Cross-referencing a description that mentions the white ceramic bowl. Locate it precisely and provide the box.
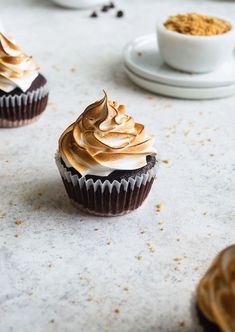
[157,15,235,73]
[50,0,104,9]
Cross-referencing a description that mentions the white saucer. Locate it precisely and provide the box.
[124,65,235,100]
[123,34,235,89]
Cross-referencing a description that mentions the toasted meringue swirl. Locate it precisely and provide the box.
[59,92,156,176]
[197,245,235,332]
[0,31,39,92]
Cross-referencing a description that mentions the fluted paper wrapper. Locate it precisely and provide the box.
[55,152,157,217]
[0,84,49,128]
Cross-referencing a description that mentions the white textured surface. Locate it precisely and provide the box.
[0,1,234,331]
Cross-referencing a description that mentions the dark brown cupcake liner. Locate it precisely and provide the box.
[0,84,49,128]
[55,152,157,217]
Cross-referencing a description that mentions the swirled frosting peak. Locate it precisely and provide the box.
[197,245,235,332]
[59,92,156,176]
[0,31,39,92]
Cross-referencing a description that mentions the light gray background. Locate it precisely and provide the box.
[0,0,234,331]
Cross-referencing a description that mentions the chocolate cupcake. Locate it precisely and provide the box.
[196,245,235,332]
[0,29,49,127]
[55,92,157,216]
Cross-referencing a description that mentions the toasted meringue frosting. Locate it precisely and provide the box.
[197,245,235,332]
[59,92,156,176]
[0,30,39,93]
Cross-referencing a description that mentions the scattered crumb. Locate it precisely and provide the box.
[207,138,212,142]
[183,130,190,136]
[106,240,112,245]
[48,263,53,268]
[203,211,207,216]
[86,296,93,302]
[123,287,129,292]
[14,233,20,238]
[179,320,185,327]
[176,237,180,242]
[158,220,164,225]
[114,308,120,314]
[0,212,6,219]
[70,67,76,73]
[194,267,199,271]
[94,228,99,231]
[209,153,214,157]
[162,160,171,164]
[50,319,55,324]
[147,242,156,253]
[136,255,143,261]
[160,227,164,231]
[137,52,143,56]
[90,11,98,18]
[15,219,24,225]
[163,104,172,109]
[116,10,124,18]
[156,203,162,212]
[140,230,145,234]
[174,256,184,263]
[52,65,60,71]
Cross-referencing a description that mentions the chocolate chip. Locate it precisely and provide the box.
[101,5,109,12]
[90,11,98,18]
[116,10,124,18]
[109,2,115,8]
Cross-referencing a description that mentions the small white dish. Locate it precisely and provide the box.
[157,14,235,73]
[124,65,235,100]
[50,0,104,9]
[123,34,235,88]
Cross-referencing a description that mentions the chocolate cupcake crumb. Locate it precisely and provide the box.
[101,5,109,12]
[116,10,124,18]
[90,11,98,18]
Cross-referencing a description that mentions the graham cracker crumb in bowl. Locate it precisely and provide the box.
[164,13,231,36]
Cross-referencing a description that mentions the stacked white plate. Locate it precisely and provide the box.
[123,34,235,99]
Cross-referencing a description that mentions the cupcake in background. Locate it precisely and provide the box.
[55,92,157,216]
[196,245,235,332]
[0,28,49,127]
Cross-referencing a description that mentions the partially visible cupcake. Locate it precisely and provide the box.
[196,245,235,332]
[55,92,157,216]
[0,29,49,127]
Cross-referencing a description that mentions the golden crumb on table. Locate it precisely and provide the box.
[114,308,120,314]
[106,240,112,245]
[136,255,143,261]
[164,13,231,36]
[162,159,171,164]
[15,219,24,225]
[123,287,129,292]
[70,67,77,73]
[147,242,156,253]
[14,233,20,238]
[179,320,186,327]
[48,263,53,268]
[156,203,163,212]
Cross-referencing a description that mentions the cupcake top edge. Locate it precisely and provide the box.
[59,91,157,177]
[0,30,39,93]
[196,244,235,332]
